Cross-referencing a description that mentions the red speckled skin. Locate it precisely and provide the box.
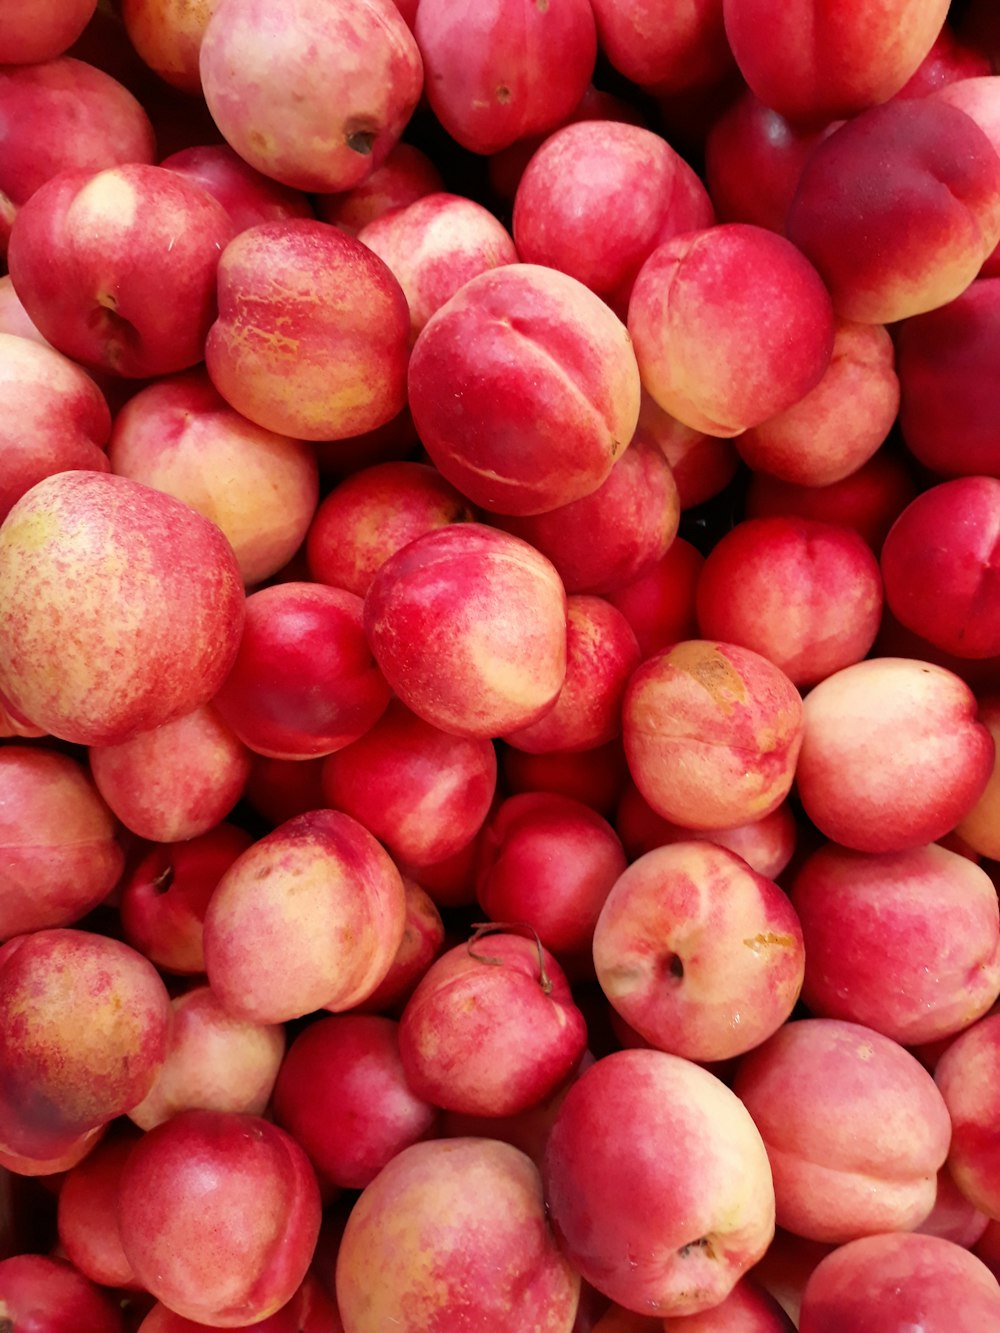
[744,448,917,553]
[203,810,407,1023]
[399,932,588,1116]
[495,439,680,597]
[89,704,250,843]
[119,823,252,976]
[607,537,703,660]
[630,393,739,511]
[336,1137,580,1331]
[138,1275,341,1332]
[881,477,1000,659]
[475,792,627,963]
[695,516,884,687]
[0,471,245,746]
[615,780,797,879]
[316,142,442,234]
[793,842,1000,1045]
[352,878,445,1014]
[628,223,835,437]
[543,1049,775,1316]
[787,100,1000,324]
[0,333,110,523]
[0,1253,124,1333]
[364,524,568,739]
[200,0,423,193]
[321,699,497,867]
[212,581,390,760]
[118,1109,322,1327]
[503,597,640,755]
[127,985,285,1131]
[896,278,1000,478]
[736,321,900,488]
[589,0,732,92]
[273,1015,438,1189]
[109,368,319,587]
[795,657,995,853]
[0,745,124,943]
[662,1277,795,1331]
[798,1233,1000,1332]
[594,841,804,1062]
[8,163,235,377]
[705,90,832,234]
[733,1019,952,1244]
[161,144,313,232]
[936,1013,1000,1219]
[0,57,155,253]
[307,461,473,599]
[623,639,805,830]
[359,192,518,337]
[58,1133,141,1289]
[415,0,596,155]
[120,0,217,95]
[723,0,949,124]
[407,264,641,517]
[0,929,171,1160]
[514,121,714,313]
[205,219,410,441]
[501,740,630,817]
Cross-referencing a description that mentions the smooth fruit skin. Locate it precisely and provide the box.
[364,524,568,739]
[407,263,641,516]
[204,810,407,1024]
[543,1048,776,1316]
[786,99,1000,325]
[593,842,805,1062]
[798,1232,1000,1332]
[335,1137,581,1331]
[8,162,235,377]
[0,745,124,942]
[623,639,805,830]
[0,1253,124,1333]
[733,1019,952,1244]
[199,0,423,193]
[723,0,951,124]
[794,656,995,853]
[414,0,597,156]
[118,1108,322,1328]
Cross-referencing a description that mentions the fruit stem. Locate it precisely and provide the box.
[467,922,553,994]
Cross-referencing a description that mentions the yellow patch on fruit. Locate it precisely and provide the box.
[66,170,139,236]
[667,641,748,713]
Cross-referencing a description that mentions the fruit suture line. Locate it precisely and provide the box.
[0,1,999,1330]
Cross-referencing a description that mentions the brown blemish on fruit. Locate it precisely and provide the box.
[743,933,796,953]
[496,85,512,104]
[667,642,748,714]
[346,129,376,155]
[678,1236,715,1260]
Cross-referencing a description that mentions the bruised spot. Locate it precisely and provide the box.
[496,85,512,104]
[667,642,748,714]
